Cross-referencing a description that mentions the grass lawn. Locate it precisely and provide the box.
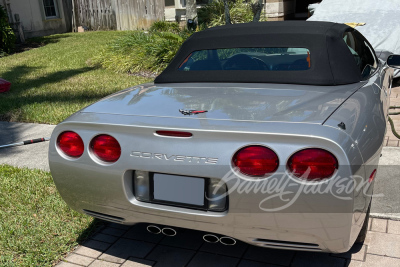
[0,31,151,124]
[0,165,101,266]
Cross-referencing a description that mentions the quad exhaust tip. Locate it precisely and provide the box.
[147,225,162,234]
[147,225,235,245]
[162,227,177,236]
[220,236,236,246]
[203,234,236,245]
[147,225,177,236]
[203,234,219,243]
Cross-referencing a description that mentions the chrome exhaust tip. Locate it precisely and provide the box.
[162,227,177,236]
[220,236,236,246]
[146,225,162,234]
[203,234,220,243]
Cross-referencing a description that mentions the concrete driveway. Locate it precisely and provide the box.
[0,121,54,171]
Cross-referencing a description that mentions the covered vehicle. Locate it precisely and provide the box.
[49,21,400,253]
[308,0,400,77]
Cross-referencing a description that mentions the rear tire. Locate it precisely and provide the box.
[356,203,371,243]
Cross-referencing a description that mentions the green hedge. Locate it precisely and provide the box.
[91,22,192,74]
[0,5,15,57]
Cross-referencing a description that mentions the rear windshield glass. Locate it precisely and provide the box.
[178,48,311,71]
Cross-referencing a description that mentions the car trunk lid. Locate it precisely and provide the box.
[82,82,363,124]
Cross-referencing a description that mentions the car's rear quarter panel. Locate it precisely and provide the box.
[323,69,392,244]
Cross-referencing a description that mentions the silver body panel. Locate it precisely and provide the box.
[49,64,393,253]
[82,83,362,124]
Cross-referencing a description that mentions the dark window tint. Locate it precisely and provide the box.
[343,31,377,79]
[178,48,312,71]
[43,0,57,18]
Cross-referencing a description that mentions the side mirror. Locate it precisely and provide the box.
[387,55,400,69]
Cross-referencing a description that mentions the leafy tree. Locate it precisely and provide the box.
[186,0,198,30]
[224,0,265,25]
[223,0,231,24]
[251,0,264,22]
[198,0,267,28]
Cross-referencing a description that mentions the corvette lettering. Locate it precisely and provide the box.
[130,151,218,164]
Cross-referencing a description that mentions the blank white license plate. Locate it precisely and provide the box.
[153,173,205,206]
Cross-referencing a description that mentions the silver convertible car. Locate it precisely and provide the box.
[49,21,400,253]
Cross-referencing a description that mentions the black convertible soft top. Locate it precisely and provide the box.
[154,21,365,86]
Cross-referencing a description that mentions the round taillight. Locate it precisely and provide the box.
[57,131,84,158]
[90,135,121,163]
[232,146,279,177]
[369,169,377,183]
[288,148,338,181]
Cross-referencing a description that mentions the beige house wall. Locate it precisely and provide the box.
[1,0,70,39]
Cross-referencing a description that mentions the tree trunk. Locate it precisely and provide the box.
[252,0,264,22]
[186,0,198,24]
[223,0,231,25]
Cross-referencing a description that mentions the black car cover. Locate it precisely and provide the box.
[154,21,365,86]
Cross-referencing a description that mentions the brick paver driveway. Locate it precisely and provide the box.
[58,218,400,267]
[385,83,400,147]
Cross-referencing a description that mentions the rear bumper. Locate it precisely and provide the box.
[51,159,361,253]
[78,201,355,253]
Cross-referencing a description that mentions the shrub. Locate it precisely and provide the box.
[0,5,15,56]
[91,27,192,74]
[198,0,267,28]
[91,32,156,74]
[149,21,181,34]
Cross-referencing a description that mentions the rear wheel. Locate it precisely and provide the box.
[356,203,371,243]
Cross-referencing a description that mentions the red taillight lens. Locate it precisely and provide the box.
[156,131,192,138]
[232,146,279,177]
[369,169,377,183]
[288,148,338,181]
[90,135,121,163]
[57,131,84,158]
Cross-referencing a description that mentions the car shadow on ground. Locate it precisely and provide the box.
[393,78,400,87]
[70,221,364,267]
